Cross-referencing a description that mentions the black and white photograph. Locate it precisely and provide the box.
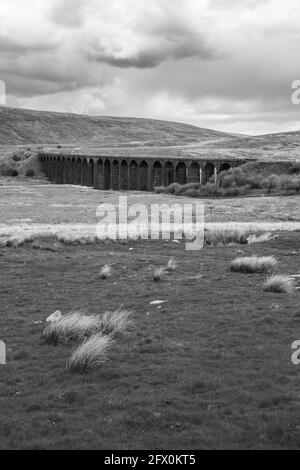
[0,0,299,453]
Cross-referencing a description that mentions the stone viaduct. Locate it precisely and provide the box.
[39,153,250,192]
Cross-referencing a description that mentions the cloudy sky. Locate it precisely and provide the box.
[1,0,300,135]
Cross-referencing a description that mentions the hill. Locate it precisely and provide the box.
[0,106,235,147]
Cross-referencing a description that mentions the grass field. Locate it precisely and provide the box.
[0,232,299,450]
[1,178,300,229]
[0,178,299,449]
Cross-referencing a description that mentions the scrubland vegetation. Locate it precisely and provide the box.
[155,162,300,198]
[0,147,41,179]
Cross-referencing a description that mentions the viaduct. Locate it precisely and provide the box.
[39,153,250,192]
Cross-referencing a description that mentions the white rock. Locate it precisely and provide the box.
[46,311,62,323]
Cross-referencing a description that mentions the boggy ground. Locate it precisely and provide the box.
[0,233,299,449]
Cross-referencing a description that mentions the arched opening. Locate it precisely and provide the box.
[56,158,62,184]
[176,162,187,185]
[82,159,88,186]
[88,159,94,187]
[130,161,138,190]
[190,162,200,183]
[203,162,215,184]
[70,159,76,184]
[51,158,56,182]
[62,158,68,184]
[139,161,148,191]
[153,161,163,187]
[120,160,128,190]
[219,163,231,174]
[104,160,111,190]
[165,162,174,186]
[112,160,120,190]
[49,158,54,181]
[95,160,103,189]
[65,158,71,184]
[76,159,82,185]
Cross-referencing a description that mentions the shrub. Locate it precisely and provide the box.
[281,176,300,193]
[262,174,281,194]
[289,163,300,174]
[231,256,278,274]
[12,154,21,162]
[26,169,35,177]
[263,275,296,294]
[168,183,184,195]
[67,334,113,373]
[2,167,18,177]
[184,188,201,197]
[154,186,169,194]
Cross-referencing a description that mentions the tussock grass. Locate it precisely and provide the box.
[263,275,296,294]
[247,232,273,244]
[42,311,103,344]
[43,308,132,344]
[204,229,248,246]
[166,258,177,273]
[231,256,278,274]
[56,234,97,246]
[0,234,34,248]
[99,309,132,335]
[100,264,112,280]
[153,267,166,282]
[67,334,113,373]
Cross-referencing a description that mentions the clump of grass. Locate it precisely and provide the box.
[43,309,132,344]
[153,267,165,282]
[99,309,132,335]
[100,264,111,280]
[56,234,97,246]
[247,232,273,244]
[166,258,177,273]
[231,256,277,274]
[67,334,113,373]
[42,311,103,344]
[205,229,248,246]
[32,241,60,252]
[263,275,296,294]
[2,234,34,248]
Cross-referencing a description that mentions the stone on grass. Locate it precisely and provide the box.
[46,311,62,323]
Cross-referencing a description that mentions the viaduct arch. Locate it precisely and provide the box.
[39,153,248,192]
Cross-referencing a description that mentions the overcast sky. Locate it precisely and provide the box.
[1,0,300,135]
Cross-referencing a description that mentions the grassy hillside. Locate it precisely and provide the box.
[0,106,234,147]
[0,106,299,170]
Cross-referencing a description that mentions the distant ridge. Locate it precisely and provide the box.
[0,106,236,146]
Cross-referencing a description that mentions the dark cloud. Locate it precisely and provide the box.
[0,0,299,134]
